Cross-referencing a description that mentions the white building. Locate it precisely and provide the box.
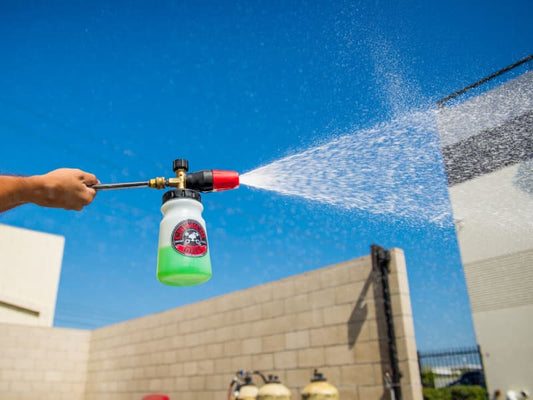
[437,69,533,396]
[0,224,64,326]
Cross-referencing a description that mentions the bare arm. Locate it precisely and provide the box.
[0,168,99,213]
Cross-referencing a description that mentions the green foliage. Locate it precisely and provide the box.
[421,369,436,388]
[423,387,451,400]
[423,386,487,400]
[447,385,487,400]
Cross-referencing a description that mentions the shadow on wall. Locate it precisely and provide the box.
[346,269,373,349]
[347,268,392,400]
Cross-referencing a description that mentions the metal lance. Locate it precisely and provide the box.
[301,370,338,400]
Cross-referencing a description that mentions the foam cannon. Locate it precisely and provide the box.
[93,159,239,287]
[92,158,239,192]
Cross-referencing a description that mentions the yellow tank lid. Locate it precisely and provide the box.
[301,370,339,400]
[257,375,291,400]
[237,383,259,400]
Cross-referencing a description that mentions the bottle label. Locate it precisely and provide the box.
[171,219,208,257]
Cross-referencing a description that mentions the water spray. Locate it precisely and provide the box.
[93,159,239,287]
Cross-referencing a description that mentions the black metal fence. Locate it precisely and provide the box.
[417,345,486,389]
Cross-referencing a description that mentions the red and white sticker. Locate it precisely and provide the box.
[171,219,208,257]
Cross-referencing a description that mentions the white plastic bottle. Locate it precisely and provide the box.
[156,189,212,286]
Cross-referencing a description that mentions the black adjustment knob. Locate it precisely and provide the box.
[173,159,189,172]
[311,370,326,382]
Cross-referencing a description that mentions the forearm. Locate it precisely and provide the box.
[0,175,42,212]
[0,169,98,212]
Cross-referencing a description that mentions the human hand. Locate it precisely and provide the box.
[30,168,100,211]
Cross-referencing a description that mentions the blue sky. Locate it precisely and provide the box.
[0,0,531,350]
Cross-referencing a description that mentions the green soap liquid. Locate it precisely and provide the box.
[157,246,212,286]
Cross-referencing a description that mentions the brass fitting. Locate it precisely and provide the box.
[148,177,167,189]
[161,170,187,189]
[148,159,189,190]
[147,171,186,190]
[175,168,186,189]
[166,177,180,188]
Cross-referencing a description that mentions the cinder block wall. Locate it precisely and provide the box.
[0,323,90,400]
[0,224,65,327]
[85,248,421,400]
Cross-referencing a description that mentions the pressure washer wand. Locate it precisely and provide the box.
[90,168,239,193]
[92,181,150,190]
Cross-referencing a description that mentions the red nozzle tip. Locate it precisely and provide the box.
[212,170,239,192]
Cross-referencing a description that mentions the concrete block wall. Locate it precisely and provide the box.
[85,248,421,400]
[0,249,420,400]
[0,322,90,400]
[0,224,65,327]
